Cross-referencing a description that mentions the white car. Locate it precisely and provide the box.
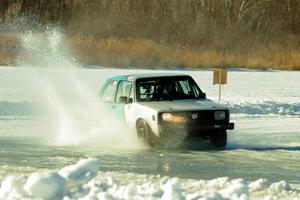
[99,73,234,148]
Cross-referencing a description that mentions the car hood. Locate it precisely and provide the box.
[139,99,226,112]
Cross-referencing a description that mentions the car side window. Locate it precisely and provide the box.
[101,80,118,102]
[116,81,132,103]
[137,81,155,101]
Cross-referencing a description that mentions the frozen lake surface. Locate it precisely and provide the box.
[0,66,300,199]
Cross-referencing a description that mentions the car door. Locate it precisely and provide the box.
[100,79,119,110]
[115,80,133,121]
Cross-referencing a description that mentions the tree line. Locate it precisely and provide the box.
[1,0,300,49]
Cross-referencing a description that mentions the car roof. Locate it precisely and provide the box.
[106,73,191,81]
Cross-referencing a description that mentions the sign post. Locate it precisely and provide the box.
[213,69,227,102]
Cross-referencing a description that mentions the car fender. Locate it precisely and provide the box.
[124,103,160,137]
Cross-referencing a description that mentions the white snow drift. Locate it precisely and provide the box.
[0,158,299,200]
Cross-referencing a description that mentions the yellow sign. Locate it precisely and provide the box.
[213,69,227,85]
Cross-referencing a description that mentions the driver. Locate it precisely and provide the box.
[160,81,177,100]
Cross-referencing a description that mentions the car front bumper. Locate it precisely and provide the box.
[158,122,234,137]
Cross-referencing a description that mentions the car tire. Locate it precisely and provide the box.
[209,130,227,149]
[136,120,155,147]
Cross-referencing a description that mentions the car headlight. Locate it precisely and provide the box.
[162,113,187,123]
[214,111,226,120]
[162,113,173,121]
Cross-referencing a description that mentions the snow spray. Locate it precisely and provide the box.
[17,29,143,149]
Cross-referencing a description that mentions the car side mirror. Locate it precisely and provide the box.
[119,96,128,104]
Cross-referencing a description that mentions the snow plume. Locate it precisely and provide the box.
[17,28,75,68]
[0,158,299,199]
[15,29,143,149]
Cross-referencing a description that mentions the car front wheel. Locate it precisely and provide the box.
[136,120,155,147]
[209,130,227,148]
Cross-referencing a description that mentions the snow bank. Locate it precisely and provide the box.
[0,175,26,199]
[0,158,100,200]
[0,158,299,200]
[59,158,100,188]
[24,172,66,199]
[224,101,300,116]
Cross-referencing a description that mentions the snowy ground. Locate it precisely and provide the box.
[0,66,300,199]
[0,158,299,200]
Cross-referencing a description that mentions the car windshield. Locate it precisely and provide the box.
[136,76,205,102]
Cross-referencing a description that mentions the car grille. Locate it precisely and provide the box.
[159,110,229,125]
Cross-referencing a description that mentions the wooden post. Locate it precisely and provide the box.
[219,82,221,102]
